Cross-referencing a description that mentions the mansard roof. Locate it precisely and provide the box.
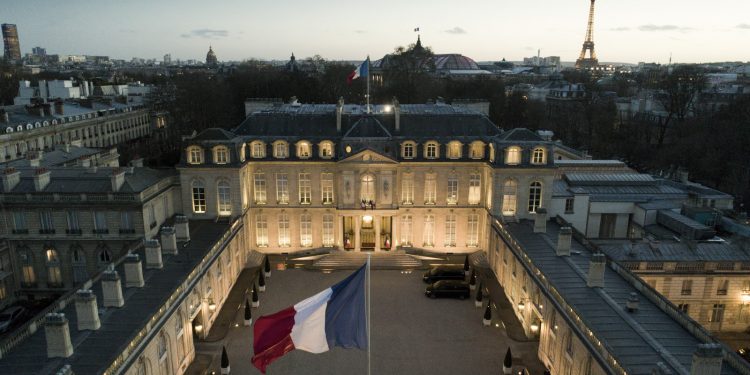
[191,127,238,141]
[496,128,543,142]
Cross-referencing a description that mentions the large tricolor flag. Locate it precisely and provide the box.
[251,264,367,373]
[346,58,369,84]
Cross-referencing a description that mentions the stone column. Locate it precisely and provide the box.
[102,269,124,308]
[374,216,381,252]
[354,216,361,252]
[74,289,100,331]
[160,227,178,255]
[123,254,144,288]
[45,313,73,358]
[145,239,163,269]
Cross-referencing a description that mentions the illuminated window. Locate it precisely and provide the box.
[322,214,334,247]
[217,181,231,216]
[297,141,311,159]
[187,146,203,164]
[447,175,458,205]
[401,173,414,204]
[253,173,267,204]
[300,214,312,247]
[402,142,415,159]
[445,215,456,247]
[321,173,334,204]
[251,141,266,158]
[213,146,229,164]
[401,215,412,246]
[467,214,479,247]
[255,215,268,247]
[423,215,435,246]
[424,174,436,204]
[470,141,484,159]
[360,174,375,202]
[468,173,481,205]
[528,181,542,213]
[273,141,288,158]
[46,248,62,286]
[532,147,546,165]
[319,141,334,158]
[299,173,311,204]
[447,141,462,159]
[191,180,206,213]
[276,173,289,204]
[505,146,521,165]
[425,141,439,159]
[502,179,517,216]
[278,213,290,246]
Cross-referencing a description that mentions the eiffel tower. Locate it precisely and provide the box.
[575,0,599,69]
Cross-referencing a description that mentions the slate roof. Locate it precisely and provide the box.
[496,128,543,142]
[343,116,392,138]
[0,167,175,194]
[595,240,750,262]
[0,146,109,168]
[191,128,238,141]
[503,220,742,375]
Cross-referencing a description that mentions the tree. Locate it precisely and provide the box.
[381,43,437,103]
[654,65,706,148]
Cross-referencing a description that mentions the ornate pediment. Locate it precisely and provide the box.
[339,149,398,164]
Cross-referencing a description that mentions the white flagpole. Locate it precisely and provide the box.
[366,56,371,114]
[367,253,371,375]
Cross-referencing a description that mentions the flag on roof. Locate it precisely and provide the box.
[347,58,369,84]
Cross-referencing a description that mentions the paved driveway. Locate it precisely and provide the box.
[202,268,543,374]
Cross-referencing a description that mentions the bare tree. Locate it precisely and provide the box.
[655,65,706,148]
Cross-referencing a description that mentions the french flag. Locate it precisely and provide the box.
[346,59,369,84]
[251,264,367,373]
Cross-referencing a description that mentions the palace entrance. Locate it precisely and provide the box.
[342,215,392,251]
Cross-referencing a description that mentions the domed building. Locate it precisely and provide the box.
[206,45,218,66]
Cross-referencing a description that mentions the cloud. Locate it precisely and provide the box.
[444,27,467,35]
[610,27,630,31]
[638,24,693,32]
[180,29,229,39]
[738,23,750,29]
[354,30,367,34]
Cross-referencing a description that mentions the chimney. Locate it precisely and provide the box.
[175,215,190,241]
[336,97,343,133]
[160,227,178,255]
[533,207,547,233]
[2,168,21,191]
[690,343,723,375]
[101,268,124,308]
[45,313,73,358]
[74,289,101,331]
[626,292,640,312]
[27,150,42,167]
[111,168,125,192]
[62,143,71,153]
[54,100,64,115]
[42,103,52,116]
[144,239,163,269]
[587,253,606,288]
[556,226,572,256]
[0,110,9,123]
[129,157,144,167]
[676,168,689,184]
[34,168,51,191]
[393,97,401,133]
[123,254,144,288]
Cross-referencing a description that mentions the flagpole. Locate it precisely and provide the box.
[367,253,371,375]
[366,55,371,114]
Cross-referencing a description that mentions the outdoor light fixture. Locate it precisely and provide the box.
[194,323,204,333]
[518,301,525,310]
[742,291,750,303]
[208,300,217,312]
[530,323,540,332]
[383,105,392,113]
[363,215,373,224]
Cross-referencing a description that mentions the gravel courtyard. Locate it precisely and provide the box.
[205,268,544,374]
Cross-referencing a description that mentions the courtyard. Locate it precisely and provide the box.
[192,265,545,375]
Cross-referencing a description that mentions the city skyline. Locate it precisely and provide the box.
[3,0,750,64]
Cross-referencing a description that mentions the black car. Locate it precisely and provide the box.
[422,266,465,283]
[425,280,471,299]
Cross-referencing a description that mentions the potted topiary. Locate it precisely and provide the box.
[258,271,266,292]
[503,348,512,375]
[244,299,252,326]
[483,304,491,326]
[264,256,271,278]
[475,282,483,307]
[251,284,259,308]
[221,346,230,374]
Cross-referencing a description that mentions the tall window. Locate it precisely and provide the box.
[445,215,456,246]
[12,211,26,232]
[401,215,412,246]
[710,303,725,322]
[321,173,334,204]
[276,173,289,204]
[681,280,693,295]
[467,214,479,247]
[402,142,415,159]
[213,146,229,164]
[502,179,517,216]
[532,147,546,164]
[191,180,206,213]
[423,215,435,246]
[39,210,54,233]
[187,146,203,164]
[425,142,438,159]
[717,280,729,295]
[71,247,88,283]
[468,173,481,205]
[273,142,288,158]
[505,146,521,165]
[528,181,542,213]
[319,141,334,158]
[447,141,462,159]
[255,215,268,247]
[278,213,290,246]
[300,214,312,247]
[565,197,575,214]
[217,181,232,216]
[66,210,80,232]
[299,173,311,204]
[253,173,267,204]
[251,141,266,158]
[297,142,311,158]
[46,248,62,286]
[401,174,414,204]
[361,174,375,202]
[175,314,185,364]
[447,176,458,205]
[470,142,484,159]
[424,174,436,204]
[322,214,334,247]
[93,211,108,233]
[19,250,35,285]
[158,332,170,375]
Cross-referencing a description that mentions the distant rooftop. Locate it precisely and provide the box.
[0,167,176,194]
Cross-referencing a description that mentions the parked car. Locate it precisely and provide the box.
[0,306,26,333]
[425,280,471,299]
[422,266,465,283]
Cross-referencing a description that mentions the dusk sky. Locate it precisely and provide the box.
[4,0,750,63]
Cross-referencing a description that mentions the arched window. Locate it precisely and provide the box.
[360,174,375,202]
[447,141,462,159]
[213,146,229,164]
[217,180,231,216]
[531,147,546,165]
[296,141,311,159]
[273,141,288,158]
[71,245,88,284]
[98,248,112,264]
[175,313,186,363]
[157,332,170,375]
[502,179,517,216]
[19,248,35,285]
[191,180,206,213]
[424,141,439,159]
[250,141,266,158]
[401,141,416,159]
[470,141,485,159]
[136,357,148,375]
[319,141,334,158]
[46,248,62,287]
[300,213,312,247]
[505,146,521,165]
[186,146,203,164]
[528,181,543,213]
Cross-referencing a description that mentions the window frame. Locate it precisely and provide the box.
[250,141,266,158]
[505,146,521,165]
[531,146,546,165]
[187,146,203,165]
[273,141,289,159]
[402,142,416,159]
[217,180,232,216]
[424,141,439,159]
[528,181,543,213]
[213,145,230,164]
[191,180,206,213]
[447,141,462,159]
[296,141,312,159]
[319,141,334,159]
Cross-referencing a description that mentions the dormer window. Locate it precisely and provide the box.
[319,141,334,159]
[402,141,416,159]
[505,146,521,165]
[532,147,546,165]
[251,141,266,158]
[297,141,311,159]
[213,146,230,164]
[273,141,288,158]
[470,141,485,159]
[187,146,203,164]
[447,141,462,159]
[425,141,439,159]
